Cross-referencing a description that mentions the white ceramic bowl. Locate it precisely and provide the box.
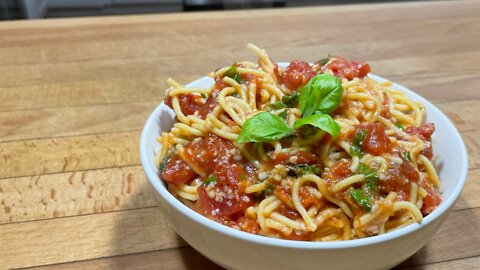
[140,72,468,270]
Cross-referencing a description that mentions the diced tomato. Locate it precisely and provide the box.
[197,89,220,120]
[269,151,319,166]
[161,154,196,185]
[235,216,260,234]
[282,60,317,91]
[381,170,410,201]
[421,142,434,160]
[405,123,435,159]
[361,123,392,155]
[421,187,442,215]
[322,160,352,185]
[162,94,203,116]
[405,123,435,141]
[322,57,371,80]
[185,133,254,219]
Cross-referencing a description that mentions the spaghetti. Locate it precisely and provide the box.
[156,44,441,241]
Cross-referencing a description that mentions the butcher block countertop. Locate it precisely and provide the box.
[0,0,479,269]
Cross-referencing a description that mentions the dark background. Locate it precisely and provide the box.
[1,0,439,20]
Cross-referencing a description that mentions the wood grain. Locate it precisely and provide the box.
[0,131,140,179]
[0,208,186,269]
[0,166,159,224]
[0,0,479,269]
[28,247,223,270]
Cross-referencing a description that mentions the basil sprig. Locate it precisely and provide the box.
[294,114,340,139]
[237,73,343,143]
[299,73,343,117]
[237,112,294,143]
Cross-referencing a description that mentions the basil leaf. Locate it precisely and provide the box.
[200,93,207,98]
[224,64,242,83]
[270,102,287,110]
[403,150,412,162]
[158,147,175,173]
[396,123,405,130]
[293,113,340,139]
[264,183,274,195]
[299,74,343,117]
[357,163,378,196]
[237,112,294,143]
[350,128,367,157]
[282,91,300,108]
[349,188,373,212]
[203,175,217,185]
[278,109,288,120]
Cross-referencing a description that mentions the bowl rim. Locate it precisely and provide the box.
[140,72,468,250]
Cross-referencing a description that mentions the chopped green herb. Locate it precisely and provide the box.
[396,123,405,130]
[357,163,378,195]
[350,129,367,157]
[317,57,331,66]
[403,150,412,162]
[203,175,217,185]
[278,109,288,120]
[287,164,321,176]
[270,102,287,110]
[281,92,300,108]
[200,93,207,98]
[349,188,373,212]
[158,147,175,173]
[231,92,240,98]
[264,183,274,195]
[224,64,243,83]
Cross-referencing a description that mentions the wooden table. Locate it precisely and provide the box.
[0,0,479,269]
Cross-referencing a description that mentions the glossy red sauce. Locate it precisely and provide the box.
[269,151,319,167]
[322,160,352,185]
[421,187,442,215]
[162,154,196,185]
[179,133,253,221]
[405,123,435,160]
[197,89,220,120]
[282,60,317,91]
[405,123,435,141]
[322,57,371,80]
[361,123,392,155]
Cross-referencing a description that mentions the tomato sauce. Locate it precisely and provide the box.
[282,60,317,91]
[322,57,371,81]
[405,123,435,160]
[322,160,352,185]
[164,133,253,222]
[161,154,196,185]
[269,151,319,167]
[361,123,392,155]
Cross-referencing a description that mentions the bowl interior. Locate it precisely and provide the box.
[140,69,468,249]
